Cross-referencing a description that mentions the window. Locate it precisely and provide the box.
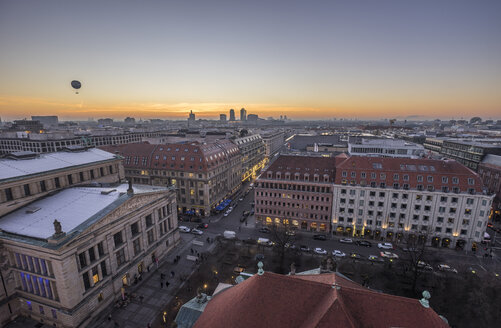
[147,230,155,244]
[82,272,91,290]
[51,309,57,319]
[133,238,141,256]
[4,188,13,201]
[88,247,96,262]
[79,172,84,182]
[417,175,423,182]
[448,218,454,224]
[113,232,123,247]
[100,261,108,277]
[55,177,60,188]
[131,222,139,236]
[79,253,87,268]
[116,249,126,267]
[468,178,474,185]
[24,184,31,196]
[67,174,73,185]
[145,214,153,227]
[437,217,444,223]
[97,242,105,257]
[92,266,99,284]
[40,180,47,192]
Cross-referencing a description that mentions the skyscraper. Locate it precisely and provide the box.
[240,108,247,121]
[229,109,235,121]
[220,114,227,121]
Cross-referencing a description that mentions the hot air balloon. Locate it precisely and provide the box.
[71,80,81,94]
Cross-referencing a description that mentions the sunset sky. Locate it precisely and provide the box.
[1,0,500,121]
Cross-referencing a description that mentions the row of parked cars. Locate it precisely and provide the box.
[178,224,208,235]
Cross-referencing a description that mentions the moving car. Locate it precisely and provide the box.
[223,230,236,239]
[313,234,327,241]
[332,250,346,257]
[378,243,393,249]
[350,253,362,259]
[197,223,209,229]
[259,227,271,233]
[300,245,311,252]
[437,264,458,273]
[339,238,353,244]
[179,226,191,233]
[380,251,399,259]
[368,255,383,262]
[258,238,274,247]
[417,261,433,271]
[356,240,372,247]
[314,247,327,255]
[191,228,203,235]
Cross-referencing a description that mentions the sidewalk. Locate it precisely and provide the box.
[91,233,218,328]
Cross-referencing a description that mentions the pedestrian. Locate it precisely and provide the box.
[171,271,175,278]
[147,323,151,328]
[108,314,112,321]
[166,281,170,288]
[139,295,144,303]
[114,321,119,327]
[191,248,194,254]
[161,273,165,279]
[160,281,163,288]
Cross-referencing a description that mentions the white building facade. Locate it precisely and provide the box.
[348,137,424,158]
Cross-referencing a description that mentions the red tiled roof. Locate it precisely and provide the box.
[264,155,338,182]
[335,156,483,192]
[194,272,448,328]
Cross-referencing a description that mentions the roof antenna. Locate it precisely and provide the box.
[127,180,134,195]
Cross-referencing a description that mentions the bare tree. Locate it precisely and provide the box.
[398,229,432,294]
[269,222,297,274]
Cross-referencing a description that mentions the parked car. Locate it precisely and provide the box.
[350,253,362,259]
[314,247,327,255]
[356,240,372,247]
[378,243,393,249]
[285,230,296,236]
[284,243,296,249]
[250,210,255,215]
[437,264,458,273]
[191,228,203,235]
[401,246,418,252]
[313,234,327,241]
[259,227,271,233]
[197,223,209,229]
[368,255,383,262]
[239,197,244,201]
[417,261,433,271]
[179,226,191,233]
[258,238,274,247]
[233,265,246,274]
[223,210,230,217]
[300,245,311,252]
[339,238,353,244]
[332,250,346,257]
[380,251,399,259]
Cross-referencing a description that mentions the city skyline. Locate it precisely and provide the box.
[1,0,501,120]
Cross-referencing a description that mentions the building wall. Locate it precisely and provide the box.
[0,189,179,328]
[331,185,493,249]
[478,163,501,212]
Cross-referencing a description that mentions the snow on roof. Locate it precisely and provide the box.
[0,184,166,239]
[0,148,117,182]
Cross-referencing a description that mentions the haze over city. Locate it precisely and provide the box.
[1,0,501,120]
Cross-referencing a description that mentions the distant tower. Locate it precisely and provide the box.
[220,114,227,122]
[229,109,235,121]
[240,108,247,121]
[188,110,196,126]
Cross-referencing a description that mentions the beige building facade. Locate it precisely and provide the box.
[0,184,179,327]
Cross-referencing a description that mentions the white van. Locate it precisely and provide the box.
[223,230,236,239]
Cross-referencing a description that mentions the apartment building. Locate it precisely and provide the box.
[102,140,242,216]
[0,148,124,217]
[478,154,501,218]
[0,129,162,154]
[0,183,178,327]
[333,156,493,250]
[255,154,493,250]
[261,130,285,158]
[254,155,338,232]
[348,137,424,158]
[440,139,501,171]
[233,134,266,182]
